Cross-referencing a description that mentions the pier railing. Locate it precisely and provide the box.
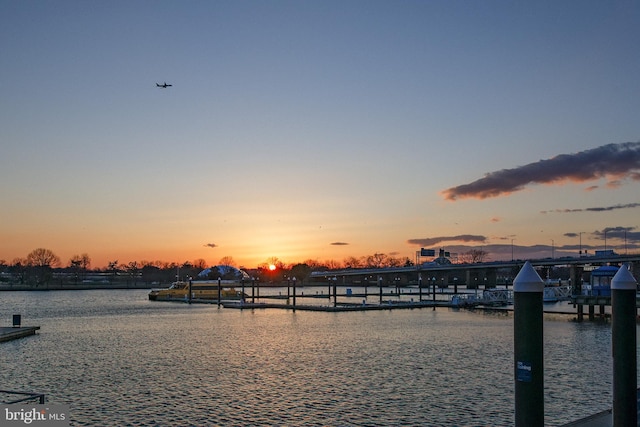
[477,286,572,306]
[0,389,46,404]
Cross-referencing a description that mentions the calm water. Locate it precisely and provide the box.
[0,289,624,426]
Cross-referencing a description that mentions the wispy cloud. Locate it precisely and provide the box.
[541,202,640,214]
[407,235,487,247]
[330,242,349,246]
[564,227,640,243]
[441,142,640,200]
[594,226,640,242]
[204,243,218,248]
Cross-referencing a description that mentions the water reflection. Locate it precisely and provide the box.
[1,290,618,426]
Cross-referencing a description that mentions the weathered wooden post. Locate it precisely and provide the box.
[251,277,255,303]
[188,278,192,304]
[378,276,383,304]
[292,276,297,312]
[287,277,291,305]
[333,277,337,308]
[432,277,436,310]
[419,274,423,302]
[217,277,222,308]
[513,261,544,427]
[611,264,637,427]
[241,279,245,307]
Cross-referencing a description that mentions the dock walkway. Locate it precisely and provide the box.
[0,326,40,343]
[222,300,452,311]
[560,389,640,426]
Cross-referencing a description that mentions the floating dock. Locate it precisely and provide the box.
[222,300,454,311]
[560,389,640,426]
[0,326,40,343]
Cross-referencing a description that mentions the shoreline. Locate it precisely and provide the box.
[0,283,155,291]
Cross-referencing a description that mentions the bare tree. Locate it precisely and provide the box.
[343,256,362,268]
[262,257,285,270]
[108,260,119,284]
[10,257,28,284]
[68,253,91,284]
[402,257,415,267]
[365,253,389,268]
[324,259,342,270]
[26,248,61,285]
[302,258,322,269]
[80,253,91,271]
[124,261,140,285]
[218,256,236,267]
[27,248,61,268]
[386,256,403,267]
[193,258,208,270]
[69,256,83,285]
[460,249,488,263]
[289,263,311,282]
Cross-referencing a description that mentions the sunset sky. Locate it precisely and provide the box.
[2,1,639,269]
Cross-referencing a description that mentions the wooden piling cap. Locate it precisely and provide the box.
[513,261,544,292]
[611,264,637,290]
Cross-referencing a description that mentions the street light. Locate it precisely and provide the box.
[579,232,583,256]
[511,239,515,261]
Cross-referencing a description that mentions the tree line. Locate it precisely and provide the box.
[0,248,422,288]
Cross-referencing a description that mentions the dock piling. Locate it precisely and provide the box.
[292,276,297,312]
[217,278,221,308]
[611,264,638,426]
[513,261,544,427]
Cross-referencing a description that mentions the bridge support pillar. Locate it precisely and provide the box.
[486,270,498,288]
[569,265,583,295]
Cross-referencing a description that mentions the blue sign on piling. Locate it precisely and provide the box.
[513,261,544,427]
[611,264,638,427]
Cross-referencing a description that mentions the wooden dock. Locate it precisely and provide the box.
[223,300,468,311]
[0,326,40,343]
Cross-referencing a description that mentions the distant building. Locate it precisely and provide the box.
[594,250,617,257]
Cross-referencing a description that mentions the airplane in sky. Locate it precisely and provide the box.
[156,82,172,88]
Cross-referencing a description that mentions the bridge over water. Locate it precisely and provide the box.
[309,254,640,294]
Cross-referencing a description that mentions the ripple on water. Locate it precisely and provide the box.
[0,290,619,426]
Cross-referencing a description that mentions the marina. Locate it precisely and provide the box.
[0,288,636,425]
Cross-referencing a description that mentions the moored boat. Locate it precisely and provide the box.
[149,280,247,302]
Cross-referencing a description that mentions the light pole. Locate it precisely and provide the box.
[511,239,515,261]
[551,240,554,259]
[579,232,582,256]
